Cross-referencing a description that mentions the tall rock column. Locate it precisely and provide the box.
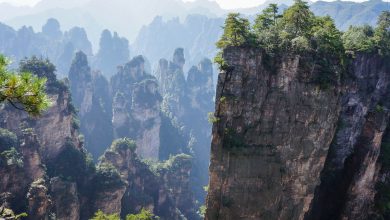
[205,47,341,220]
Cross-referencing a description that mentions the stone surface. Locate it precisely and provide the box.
[205,47,341,220]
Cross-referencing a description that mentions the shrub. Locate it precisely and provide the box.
[125,209,154,220]
[111,138,137,152]
[94,162,124,190]
[1,147,23,167]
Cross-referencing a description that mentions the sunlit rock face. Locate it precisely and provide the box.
[205,46,390,220]
[206,47,342,220]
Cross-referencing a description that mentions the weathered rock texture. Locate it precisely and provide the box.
[206,47,342,220]
[98,142,197,219]
[155,48,214,201]
[307,53,390,220]
[111,55,162,159]
[69,51,113,159]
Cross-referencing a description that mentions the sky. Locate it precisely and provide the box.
[0,0,372,8]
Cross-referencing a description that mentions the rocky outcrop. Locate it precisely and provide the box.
[205,47,342,220]
[155,48,214,201]
[111,55,162,159]
[308,53,390,220]
[68,51,113,159]
[94,30,130,77]
[98,140,197,219]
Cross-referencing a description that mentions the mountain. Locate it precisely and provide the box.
[310,0,390,30]
[132,14,224,71]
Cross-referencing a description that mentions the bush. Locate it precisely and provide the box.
[126,209,155,220]
[111,138,137,152]
[94,162,124,190]
[1,147,23,167]
[91,210,120,220]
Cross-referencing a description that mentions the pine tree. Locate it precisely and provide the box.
[216,13,254,49]
[0,55,50,116]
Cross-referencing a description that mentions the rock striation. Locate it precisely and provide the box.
[206,47,342,219]
[206,46,390,220]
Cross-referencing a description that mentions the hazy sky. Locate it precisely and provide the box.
[0,0,372,8]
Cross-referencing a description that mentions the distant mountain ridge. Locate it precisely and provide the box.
[2,0,389,49]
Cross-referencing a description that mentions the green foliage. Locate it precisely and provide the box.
[0,147,23,167]
[216,0,345,58]
[254,4,281,32]
[282,0,314,37]
[375,11,390,56]
[46,139,95,183]
[111,138,137,152]
[197,205,206,218]
[90,209,155,220]
[376,104,385,113]
[312,16,344,56]
[125,209,155,220]
[94,162,124,190]
[207,112,219,124]
[342,11,390,56]
[90,210,120,220]
[0,207,27,219]
[343,25,376,53]
[19,56,56,83]
[146,153,192,176]
[0,55,51,116]
[216,13,255,49]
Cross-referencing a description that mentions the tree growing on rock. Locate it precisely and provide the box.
[216,13,255,49]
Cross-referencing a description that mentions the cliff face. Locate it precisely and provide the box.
[69,51,113,160]
[155,48,214,201]
[206,47,342,219]
[98,141,197,219]
[111,56,162,159]
[308,53,390,220]
[0,72,85,219]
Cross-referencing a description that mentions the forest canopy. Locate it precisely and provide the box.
[216,0,390,58]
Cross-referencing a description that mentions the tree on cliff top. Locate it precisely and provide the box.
[0,55,50,116]
[216,13,255,49]
[282,0,314,37]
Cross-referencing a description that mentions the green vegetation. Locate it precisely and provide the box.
[94,162,124,190]
[216,13,255,49]
[216,0,390,69]
[0,55,50,116]
[46,138,95,183]
[125,208,155,220]
[90,209,155,220]
[216,0,343,57]
[0,207,27,219]
[91,210,120,220]
[0,147,23,167]
[207,112,220,124]
[111,138,137,152]
[343,11,390,55]
[197,205,206,218]
[145,153,192,176]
